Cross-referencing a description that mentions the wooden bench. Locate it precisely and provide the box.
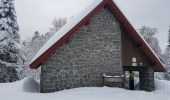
[103,74,124,87]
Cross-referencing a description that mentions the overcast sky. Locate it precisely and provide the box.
[15,0,170,52]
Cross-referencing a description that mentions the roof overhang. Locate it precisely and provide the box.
[29,0,166,72]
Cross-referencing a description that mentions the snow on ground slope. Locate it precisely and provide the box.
[0,78,170,100]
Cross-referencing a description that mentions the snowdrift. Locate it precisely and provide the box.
[0,78,170,100]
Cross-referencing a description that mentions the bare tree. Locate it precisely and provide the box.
[139,26,161,57]
[50,17,67,33]
[139,26,164,79]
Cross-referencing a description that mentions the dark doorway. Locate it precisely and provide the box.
[124,66,140,90]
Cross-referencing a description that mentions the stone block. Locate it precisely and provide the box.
[40,7,123,93]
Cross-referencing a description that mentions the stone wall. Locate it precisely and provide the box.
[139,67,155,91]
[40,7,123,93]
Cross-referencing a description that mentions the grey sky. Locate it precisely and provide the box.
[15,0,170,52]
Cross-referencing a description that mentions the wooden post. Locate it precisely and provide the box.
[103,74,106,86]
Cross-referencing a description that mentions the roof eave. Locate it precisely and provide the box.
[29,0,166,72]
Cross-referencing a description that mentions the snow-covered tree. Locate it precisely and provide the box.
[0,0,24,82]
[167,27,170,49]
[163,52,170,80]
[163,27,170,80]
[27,17,67,61]
[22,17,67,79]
[139,26,161,57]
[139,26,164,79]
[28,31,46,60]
[22,31,55,79]
[50,17,67,33]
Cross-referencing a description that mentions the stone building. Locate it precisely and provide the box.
[29,0,165,93]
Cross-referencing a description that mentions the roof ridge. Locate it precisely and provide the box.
[29,0,165,72]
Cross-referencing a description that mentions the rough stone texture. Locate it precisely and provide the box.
[139,67,155,91]
[40,8,123,93]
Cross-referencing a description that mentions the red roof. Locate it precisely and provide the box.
[29,0,165,72]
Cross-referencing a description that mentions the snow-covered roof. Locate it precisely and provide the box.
[29,0,165,72]
[30,0,103,65]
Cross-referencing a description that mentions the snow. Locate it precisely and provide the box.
[103,74,124,78]
[0,78,39,93]
[30,0,102,65]
[22,78,39,93]
[0,78,170,100]
[135,28,165,68]
[30,0,164,70]
[136,32,165,69]
[114,1,165,70]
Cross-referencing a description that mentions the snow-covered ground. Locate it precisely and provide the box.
[0,78,170,100]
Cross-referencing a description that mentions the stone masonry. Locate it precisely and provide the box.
[40,7,123,93]
[139,67,155,91]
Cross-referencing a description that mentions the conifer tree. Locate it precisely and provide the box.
[0,0,23,82]
[167,26,170,48]
[163,26,170,80]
